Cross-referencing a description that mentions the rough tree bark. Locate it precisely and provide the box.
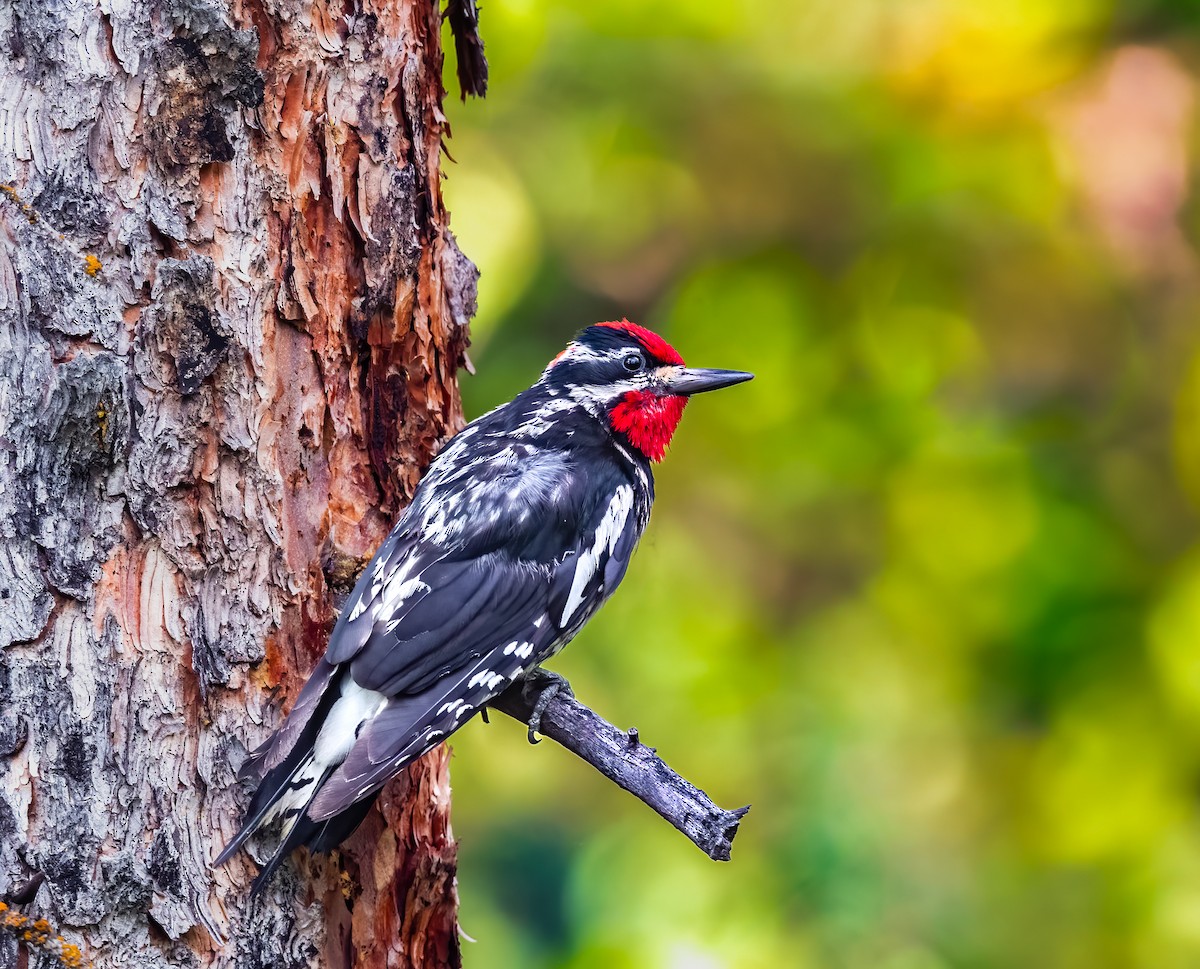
[0,0,475,966]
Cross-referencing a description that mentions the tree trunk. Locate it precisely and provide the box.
[0,0,475,966]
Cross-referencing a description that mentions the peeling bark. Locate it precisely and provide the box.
[445,0,488,100]
[0,0,475,966]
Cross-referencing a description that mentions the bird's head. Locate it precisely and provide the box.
[542,320,754,462]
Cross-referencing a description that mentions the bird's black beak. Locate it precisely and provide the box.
[660,366,755,396]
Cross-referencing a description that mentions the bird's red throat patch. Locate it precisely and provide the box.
[609,391,688,463]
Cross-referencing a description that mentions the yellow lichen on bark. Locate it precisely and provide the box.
[0,902,88,968]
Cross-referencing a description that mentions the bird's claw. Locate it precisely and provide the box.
[525,669,573,744]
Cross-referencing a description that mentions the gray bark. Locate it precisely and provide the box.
[0,1,475,966]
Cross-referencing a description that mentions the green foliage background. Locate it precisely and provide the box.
[439,2,1200,966]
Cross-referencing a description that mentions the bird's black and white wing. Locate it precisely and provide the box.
[219,437,646,889]
[307,450,643,819]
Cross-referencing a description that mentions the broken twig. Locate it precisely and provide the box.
[491,678,749,861]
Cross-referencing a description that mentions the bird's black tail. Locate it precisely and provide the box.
[243,766,380,896]
[214,661,382,895]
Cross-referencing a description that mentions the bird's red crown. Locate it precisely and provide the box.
[595,319,686,366]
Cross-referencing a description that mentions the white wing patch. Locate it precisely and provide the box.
[560,484,633,627]
[467,668,507,691]
[382,574,431,615]
[352,557,433,626]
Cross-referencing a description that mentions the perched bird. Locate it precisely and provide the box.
[216,320,753,892]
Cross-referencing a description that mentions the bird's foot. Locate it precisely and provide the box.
[524,668,574,744]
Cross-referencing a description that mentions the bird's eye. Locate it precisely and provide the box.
[622,352,645,372]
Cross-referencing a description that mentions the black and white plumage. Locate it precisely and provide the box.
[215,321,752,892]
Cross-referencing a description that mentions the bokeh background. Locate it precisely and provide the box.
[438,2,1200,966]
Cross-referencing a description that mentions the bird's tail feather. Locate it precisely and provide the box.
[216,664,393,895]
[214,666,349,872]
[244,755,382,895]
[247,755,336,896]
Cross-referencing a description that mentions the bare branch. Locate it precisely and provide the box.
[490,678,750,862]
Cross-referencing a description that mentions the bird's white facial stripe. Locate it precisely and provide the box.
[543,342,606,371]
[566,377,647,403]
[560,484,633,626]
[551,343,646,370]
[542,343,656,408]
